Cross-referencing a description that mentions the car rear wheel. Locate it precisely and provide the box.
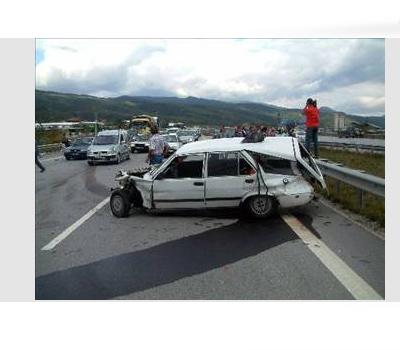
[245,195,275,218]
[110,189,131,217]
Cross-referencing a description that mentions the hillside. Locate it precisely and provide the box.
[35,90,385,128]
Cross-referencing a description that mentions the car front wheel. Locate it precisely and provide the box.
[110,189,131,217]
[245,195,276,218]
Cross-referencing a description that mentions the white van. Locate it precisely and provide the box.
[87,130,130,165]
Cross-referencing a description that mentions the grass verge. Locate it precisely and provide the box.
[318,147,385,227]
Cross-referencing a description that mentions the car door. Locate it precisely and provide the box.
[152,153,206,209]
[205,151,257,208]
[296,142,326,189]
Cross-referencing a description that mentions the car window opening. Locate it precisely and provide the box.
[239,154,256,175]
[207,152,238,177]
[247,151,295,176]
[162,154,203,179]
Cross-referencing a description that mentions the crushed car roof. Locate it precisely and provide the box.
[176,136,297,160]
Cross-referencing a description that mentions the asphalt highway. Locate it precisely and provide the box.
[35,151,384,300]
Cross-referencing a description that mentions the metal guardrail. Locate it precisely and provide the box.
[38,143,63,153]
[319,141,385,153]
[316,159,385,210]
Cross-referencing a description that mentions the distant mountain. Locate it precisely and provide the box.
[35,90,385,128]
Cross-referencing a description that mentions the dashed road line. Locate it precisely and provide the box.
[41,196,110,251]
[281,213,383,300]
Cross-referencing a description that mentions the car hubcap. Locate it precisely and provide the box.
[112,195,124,213]
[251,196,271,215]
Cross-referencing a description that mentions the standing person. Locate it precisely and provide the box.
[147,127,168,165]
[219,125,225,138]
[241,125,248,137]
[303,97,320,157]
[35,141,46,172]
[62,135,71,148]
[234,125,242,137]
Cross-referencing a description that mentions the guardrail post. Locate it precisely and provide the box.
[357,189,365,210]
[335,180,340,195]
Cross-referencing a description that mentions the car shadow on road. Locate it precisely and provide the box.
[36,216,298,300]
[148,207,245,219]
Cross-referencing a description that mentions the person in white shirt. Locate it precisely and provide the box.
[147,127,168,165]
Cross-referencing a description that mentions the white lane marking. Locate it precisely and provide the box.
[41,197,110,251]
[42,156,64,162]
[281,214,383,300]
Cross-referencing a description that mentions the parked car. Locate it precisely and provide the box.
[177,129,196,144]
[109,137,326,218]
[64,137,93,160]
[87,130,130,165]
[338,127,364,138]
[167,127,180,134]
[188,129,200,141]
[163,133,182,155]
[130,134,150,153]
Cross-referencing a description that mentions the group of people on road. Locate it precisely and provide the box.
[215,97,320,157]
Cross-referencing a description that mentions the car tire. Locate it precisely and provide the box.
[88,161,94,166]
[244,195,276,218]
[110,189,131,217]
[65,156,70,160]
[115,154,121,164]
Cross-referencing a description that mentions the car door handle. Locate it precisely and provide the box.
[193,182,204,186]
[245,179,254,183]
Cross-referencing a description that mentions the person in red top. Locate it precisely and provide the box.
[303,97,320,157]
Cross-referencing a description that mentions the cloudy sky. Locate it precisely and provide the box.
[35,39,385,116]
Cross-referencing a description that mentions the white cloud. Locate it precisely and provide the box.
[36,38,385,115]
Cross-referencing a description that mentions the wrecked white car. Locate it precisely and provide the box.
[110,137,326,218]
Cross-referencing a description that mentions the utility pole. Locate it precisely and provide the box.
[94,112,98,136]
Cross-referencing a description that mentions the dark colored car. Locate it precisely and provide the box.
[338,127,364,138]
[64,137,93,160]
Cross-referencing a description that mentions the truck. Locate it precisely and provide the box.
[129,115,159,136]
